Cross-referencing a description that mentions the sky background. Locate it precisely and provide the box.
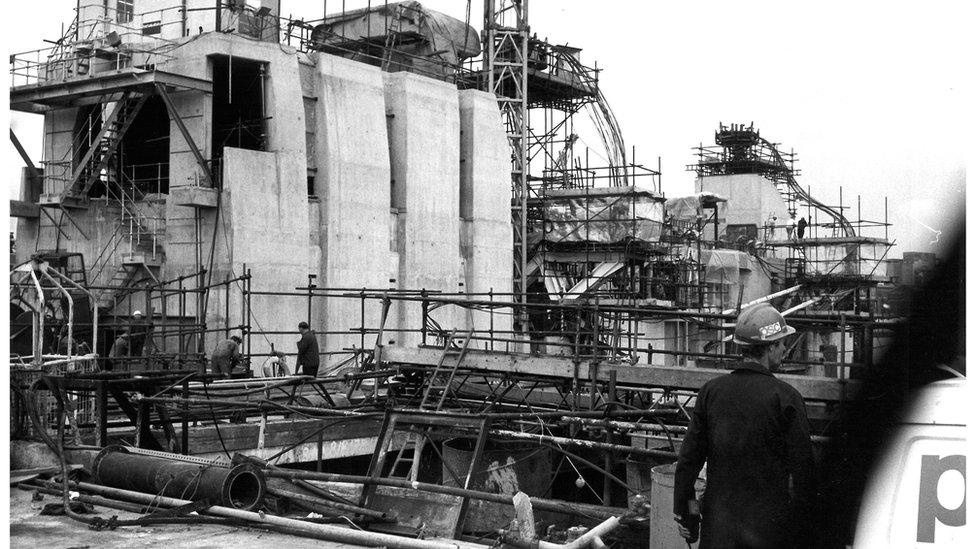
[4,0,969,258]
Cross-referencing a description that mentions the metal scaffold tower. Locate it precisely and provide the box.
[483,0,530,332]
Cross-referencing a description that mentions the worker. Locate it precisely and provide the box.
[256,350,290,377]
[128,310,153,357]
[787,214,797,240]
[211,335,243,378]
[797,216,808,239]
[673,303,815,548]
[107,332,130,372]
[296,321,320,377]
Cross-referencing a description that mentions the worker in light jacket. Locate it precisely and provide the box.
[673,303,815,548]
[296,321,320,377]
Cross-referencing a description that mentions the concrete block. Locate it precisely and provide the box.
[170,185,218,208]
[459,89,513,338]
[313,54,393,362]
[384,71,462,346]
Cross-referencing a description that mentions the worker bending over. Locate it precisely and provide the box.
[673,303,815,548]
[211,335,243,378]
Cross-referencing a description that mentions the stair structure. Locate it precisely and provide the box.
[388,329,474,481]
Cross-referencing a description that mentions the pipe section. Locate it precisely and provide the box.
[93,445,266,511]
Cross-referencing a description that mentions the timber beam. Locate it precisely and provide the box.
[382,346,860,402]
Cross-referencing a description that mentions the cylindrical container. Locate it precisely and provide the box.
[441,438,552,533]
[649,462,705,549]
[93,446,265,510]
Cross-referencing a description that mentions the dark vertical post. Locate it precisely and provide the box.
[421,289,429,346]
[489,288,494,351]
[97,380,108,447]
[360,288,366,353]
[306,274,316,327]
[181,380,190,454]
[224,274,230,339]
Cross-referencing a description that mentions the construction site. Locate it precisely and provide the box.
[6,1,924,548]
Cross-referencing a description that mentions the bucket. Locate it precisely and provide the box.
[649,462,705,549]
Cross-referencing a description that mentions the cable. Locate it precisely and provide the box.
[202,380,233,460]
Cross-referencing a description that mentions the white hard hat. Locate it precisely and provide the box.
[132,310,144,318]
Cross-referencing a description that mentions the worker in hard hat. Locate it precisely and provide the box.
[128,310,153,358]
[673,303,815,548]
[211,335,244,378]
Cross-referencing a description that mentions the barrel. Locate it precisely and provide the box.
[649,462,705,549]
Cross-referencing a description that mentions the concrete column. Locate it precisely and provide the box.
[384,72,461,346]
[313,54,392,363]
[458,89,513,344]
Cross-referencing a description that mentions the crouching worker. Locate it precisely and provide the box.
[673,303,815,548]
[211,335,243,378]
[255,350,290,377]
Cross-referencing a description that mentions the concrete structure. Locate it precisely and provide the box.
[459,89,514,340]
[696,173,792,249]
[385,72,463,346]
[11,5,511,366]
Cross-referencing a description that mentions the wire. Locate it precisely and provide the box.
[202,380,233,460]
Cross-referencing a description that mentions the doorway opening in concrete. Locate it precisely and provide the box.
[211,56,267,163]
[120,95,169,197]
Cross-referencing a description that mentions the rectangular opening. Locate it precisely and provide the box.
[142,20,162,35]
[211,56,267,163]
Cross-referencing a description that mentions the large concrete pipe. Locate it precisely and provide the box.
[92,445,265,510]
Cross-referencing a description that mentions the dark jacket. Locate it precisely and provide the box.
[674,362,815,548]
[296,331,320,371]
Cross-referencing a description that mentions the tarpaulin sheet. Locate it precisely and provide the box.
[313,1,480,66]
[700,249,751,285]
[808,243,885,277]
[529,191,664,245]
[665,192,728,222]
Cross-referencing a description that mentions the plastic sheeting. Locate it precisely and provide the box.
[700,249,752,286]
[529,189,664,245]
[312,1,480,78]
[806,243,887,278]
[665,192,728,222]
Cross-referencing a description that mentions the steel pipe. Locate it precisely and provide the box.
[265,470,622,520]
[57,480,468,549]
[93,445,266,511]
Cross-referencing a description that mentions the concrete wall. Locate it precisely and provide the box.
[697,173,791,247]
[384,72,462,346]
[312,54,393,362]
[219,147,310,357]
[458,90,513,341]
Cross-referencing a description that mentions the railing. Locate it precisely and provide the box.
[10,16,178,88]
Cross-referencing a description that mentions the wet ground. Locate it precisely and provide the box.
[8,487,361,548]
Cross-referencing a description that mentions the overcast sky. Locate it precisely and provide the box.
[4,0,969,258]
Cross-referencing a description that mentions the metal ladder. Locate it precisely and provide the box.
[387,329,473,481]
[60,91,149,203]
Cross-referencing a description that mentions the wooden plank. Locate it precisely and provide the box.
[383,346,860,402]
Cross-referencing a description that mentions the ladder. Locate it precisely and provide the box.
[387,329,473,481]
[60,91,149,204]
[362,410,490,538]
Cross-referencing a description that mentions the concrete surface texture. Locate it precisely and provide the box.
[312,54,393,361]
[697,173,792,244]
[459,89,514,338]
[19,29,517,362]
[8,487,362,549]
[384,71,463,346]
[218,147,310,357]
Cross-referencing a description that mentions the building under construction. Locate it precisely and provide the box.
[9,1,904,547]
